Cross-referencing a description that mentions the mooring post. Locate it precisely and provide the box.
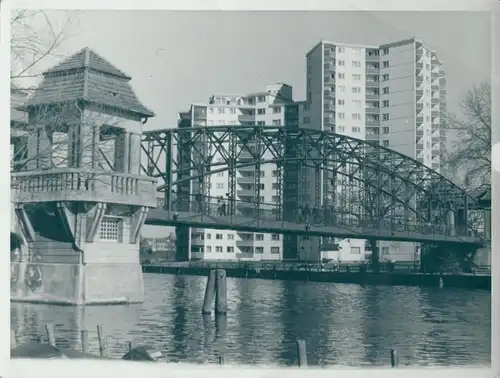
[45,323,56,346]
[215,269,228,315]
[296,339,308,368]
[81,330,89,353]
[390,349,399,367]
[202,269,217,315]
[10,329,16,348]
[97,325,108,357]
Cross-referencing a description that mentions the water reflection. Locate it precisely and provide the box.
[11,273,491,366]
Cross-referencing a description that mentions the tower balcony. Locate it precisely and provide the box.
[11,168,158,208]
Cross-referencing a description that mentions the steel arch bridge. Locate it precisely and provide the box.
[141,125,483,247]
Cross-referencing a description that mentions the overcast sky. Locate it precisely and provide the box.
[25,10,492,237]
[34,10,491,132]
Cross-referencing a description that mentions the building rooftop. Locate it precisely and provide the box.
[20,47,155,118]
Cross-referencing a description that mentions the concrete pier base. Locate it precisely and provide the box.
[10,262,144,306]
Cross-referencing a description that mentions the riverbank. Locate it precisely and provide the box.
[142,263,491,291]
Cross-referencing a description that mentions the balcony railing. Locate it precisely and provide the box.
[365,93,379,100]
[366,80,379,87]
[11,168,158,207]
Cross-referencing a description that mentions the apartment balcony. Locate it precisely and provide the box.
[236,165,256,172]
[416,61,424,70]
[237,189,256,198]
[366,118,379,126]
[366,80,379,88]
[12,168,158,207]
[416,102,424,112]
[236,237,254,246]
[416,115,424,125]
[324,77,336,85]
[324,63,335,71]
[238,114,255,122]
[416,143,424,151]
[416,47,424,59]
[366,51,379,62]
[416,88,424,99]
[431,109,439,118]
[365,92,379,100]
[366,65,379,73]
[431,97,439,106]
[416,75,424,84]
[324,104,336,113]
[324,90,335,99]
[237,176,255,184]
[416,130,424,138]
[431,72,440,80]
[366,133,379,143]
[324,117,335,125]
[365,107,380,115]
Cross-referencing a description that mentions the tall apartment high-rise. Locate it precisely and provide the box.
[290,37,447,263]
[176,83,298,261]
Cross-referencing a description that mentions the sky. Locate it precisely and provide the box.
[14,10,492,237]
[24,10,491,131]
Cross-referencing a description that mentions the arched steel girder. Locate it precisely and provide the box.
[142,126,476,208]
[155,159,420,218]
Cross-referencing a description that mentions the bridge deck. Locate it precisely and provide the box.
[146,208,482,246]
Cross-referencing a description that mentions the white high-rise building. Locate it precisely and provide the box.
[295,37,447,263]
[177,83,297,261]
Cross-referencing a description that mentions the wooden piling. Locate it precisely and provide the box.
[296,339,308,368]
[390,349,399,367]
[10,329,16,348]
[45,323,56,346]
[81,330,89,353]
[97,325,108,357]
[218,355,225,365]
[202,269,217,315]
[215,269,228,315]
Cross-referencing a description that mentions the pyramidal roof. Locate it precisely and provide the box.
[22,47,155,118]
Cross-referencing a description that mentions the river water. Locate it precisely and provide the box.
[11,273,491,367]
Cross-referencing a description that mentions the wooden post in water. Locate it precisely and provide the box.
[296,339,308,368]
[45,324,56,346]
[10,329,16,348]
[202,269,217,315]
[81,330,89,353]
[97,325,108,357]
[390,349,399,367]
[215,269,228,315]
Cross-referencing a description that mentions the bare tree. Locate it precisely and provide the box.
[444,82,491,190]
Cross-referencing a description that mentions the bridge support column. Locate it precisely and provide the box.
[10,202,149,305]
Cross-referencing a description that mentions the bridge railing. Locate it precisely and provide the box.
[156,194,473,238]
[12,168,158,207]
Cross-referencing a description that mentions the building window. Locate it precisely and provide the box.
[216,234,223,240]
[382,74,389,81]
[303,103,310,111]
[338,86,345,92]
[337,99,345,106]
[206,233,211,240]
[272,119,281,126]
[352,60,361,68]
[227,234,234,240]
[272,107,282,114]
[99,218,120,241]
[383,61,389,68]
[338,60,345,66]
[352,113,361,120]
[303,116,310,124]
[337,126,345,132]
[257,108,266,115]
[272,195,278,202]
[338,112,345,119]
[256,234,264,241]
[271,247,280,254]
[255,247,264,253]
[217,172,224,177]
[352,74,361,80]
[230,108,236,114]
[352,87,361,93]
[352,100,362,107]
[383,127,390,134]
[351,247,361,254]
[257,121,265,125]
[272,182,278,189]
[382,113,390,121]
[227,247,234,253]
[338,47,345,53]
[208,108,214,114]
[216,246,223,253]
[381,48,389,55]
[257,96,266,102]
[382,100,389,107]
[352,126,361,133]
[218,108,225,114]
[271,234,280,241]
[383,87,389,94]
[382,140,390,147]
[337,72,345,79]
[216,183,224,189]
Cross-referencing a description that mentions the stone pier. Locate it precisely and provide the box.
[10,47,157,305]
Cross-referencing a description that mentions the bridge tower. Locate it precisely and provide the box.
[10,48,157,305]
